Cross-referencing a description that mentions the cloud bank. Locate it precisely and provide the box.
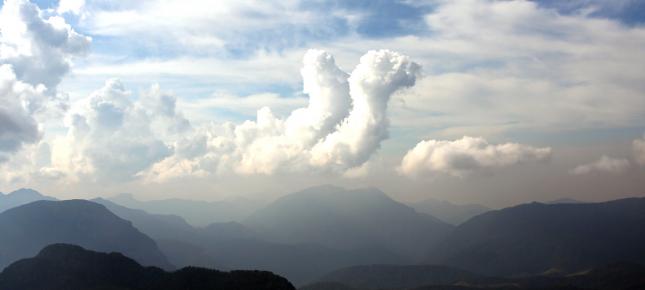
[143,49,418,181]
[56,79,190,182]
[399,136,552,177]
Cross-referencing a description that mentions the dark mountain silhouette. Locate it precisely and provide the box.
[245,185,453,261]
[300,282,359,290]
[301,262,645,290]
[95,197,397,285]
[0,188,56,213]
[408,198,490,225]
[0,244,295,290]
[427,197,645,277]
[108,193,259,226]
[315,264,480,289]
[0,200,172,270]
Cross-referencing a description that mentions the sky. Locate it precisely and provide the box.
[0,0,644,207]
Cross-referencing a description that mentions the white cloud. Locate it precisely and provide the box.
[0,65,45,162]
[398,136,552,177]
[53,79,189,182]
[309,50,419,169]
[396,0,645,133]
[0,0,90,91]
[9,49,417,183]
[57,0,85,15]
[634,135,645,166]
[570,155,630,175]
[73,0,645,137]
[0,0,89,163]
[142,49,419,181]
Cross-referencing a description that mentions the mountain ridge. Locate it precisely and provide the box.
[0,199,172,270]
[427,197,645,277]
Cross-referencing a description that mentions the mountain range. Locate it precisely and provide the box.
[3,187,645,288]
[97,191,418,284]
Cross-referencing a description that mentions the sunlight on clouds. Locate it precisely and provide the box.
[0,0,88,165]
[1,0,644,199]
[142,49,418,181]
[57,0,85,15]
[399,136,552,178]
[0,0,90,91]
[52,79,189,182]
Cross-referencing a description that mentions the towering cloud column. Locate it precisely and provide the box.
[311,50,420,170]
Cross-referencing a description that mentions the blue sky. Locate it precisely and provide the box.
[1,0,644,206]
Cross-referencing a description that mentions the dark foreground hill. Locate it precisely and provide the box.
[427,197,645,277]
[0,244,295,290]
[302,262,645,290]
[0,200,172,270]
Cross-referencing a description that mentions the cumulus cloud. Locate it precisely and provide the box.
[142,49,419,181]
[310,50,419,169]
[398,136,552,177]
[634,135,645,166]
[0,0,89,163]
[55,79,189,182]
[0,65,45,162]
[570,155,631,175]
[0,0,90,91]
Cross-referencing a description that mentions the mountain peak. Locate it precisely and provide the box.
[7,188,44,198]
[0,188,56,214]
